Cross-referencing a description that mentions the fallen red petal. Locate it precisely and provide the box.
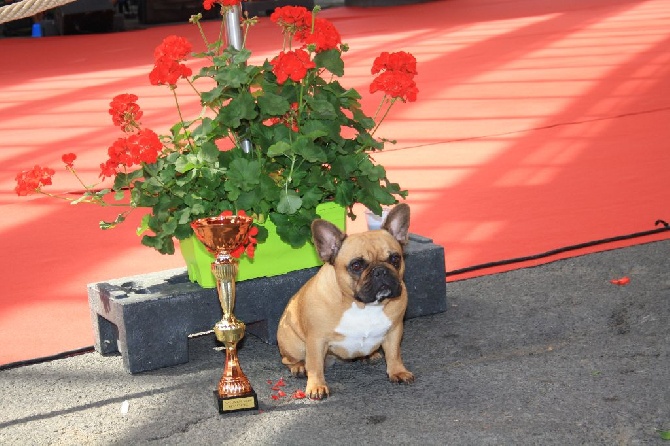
[292,390,306,399]
[277,390,287,397]
[271,394,280,400]
[610,277,630,286]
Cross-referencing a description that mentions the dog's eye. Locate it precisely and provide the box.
[348,259,366,274]
[388,253,402,269]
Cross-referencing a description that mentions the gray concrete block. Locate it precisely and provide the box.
[88,234,447,374]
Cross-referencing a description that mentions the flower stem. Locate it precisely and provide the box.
[194,20,210,54]
[67,166,95,192]
[372,94,387,122]
[171,88,196,150]
[372,96,398,136]
[285,155,297,195]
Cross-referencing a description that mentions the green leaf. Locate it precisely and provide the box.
[230,47,252,65]
[352,108,376,131]
[99,212,127,230]
[659,430,670,441]
[235,189,260,211]
[334,179,355,204]
[257,92,290,116]
[300,119,334,140]
[267,140,292,157]
[226,158,261,191]
[270,210,312,247]
[136,214,151,235]
[216,70,248,89]
[331,154,360,177]
[340,87,361,100]
[277,190,302,214]
[218,91,257,128]
[293,138,327,163]
[298,186,325,209]
[198,141,221,163]
[113,169,143,190]
[199,86,225,105]
[175,156,196,173]
[314,49,344,76]
[309,98,338,120]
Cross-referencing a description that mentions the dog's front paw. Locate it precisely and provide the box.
[288,362,307,378]
[388,370,415,384]
[305,381,330,400]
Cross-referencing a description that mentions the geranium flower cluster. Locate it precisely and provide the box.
[14,165,55,197]
[370,51,419,103]
[101,94,163,178]
[149,35,193,87]
[268,5,342,84]
[270,5,342,53]
[271,49,316,84]
[109,93,144,132]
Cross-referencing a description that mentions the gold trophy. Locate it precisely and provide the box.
[191,214,258,414]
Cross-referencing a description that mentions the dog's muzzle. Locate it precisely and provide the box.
[355,265,402,304]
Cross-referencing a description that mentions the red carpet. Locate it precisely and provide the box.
[1,0,669,365]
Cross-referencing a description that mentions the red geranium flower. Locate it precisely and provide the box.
[150,36,193,87]
[270,49,316,84]
[203,0,240,9]
[14,165,55,196]
[270,5,310,34]
[370,70,418,102]
[371,51,418,77]
[109,93,143,132]
[150,57,193,87]
[100,128,163,178]
[153,35,192,62]
[99,159,118,179]
[298,18,341,53]
[62,153,77,168]
[128,128,163,164]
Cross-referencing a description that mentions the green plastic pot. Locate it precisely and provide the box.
[179,202,346,288]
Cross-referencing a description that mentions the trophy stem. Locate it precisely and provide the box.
[213,259,237,319]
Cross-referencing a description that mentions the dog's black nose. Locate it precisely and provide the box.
[372,266,388,277]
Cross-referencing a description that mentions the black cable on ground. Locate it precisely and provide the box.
[2,220,668,371]
[0,346,95,372]
[446,219,670,278]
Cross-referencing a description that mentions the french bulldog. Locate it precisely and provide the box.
[277,203,414,399]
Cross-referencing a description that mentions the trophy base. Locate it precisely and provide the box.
[213,389,259,414]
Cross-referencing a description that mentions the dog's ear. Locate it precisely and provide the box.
[382,203,410,246]
[312,219,346,264]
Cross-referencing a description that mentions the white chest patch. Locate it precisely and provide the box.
[330,302,392,357]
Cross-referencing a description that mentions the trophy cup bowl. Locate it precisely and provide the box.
[191,214,258,414]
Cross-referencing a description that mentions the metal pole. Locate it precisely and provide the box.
[225,4,252,154]
[225,4,244,50]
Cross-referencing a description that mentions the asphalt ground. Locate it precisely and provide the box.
[1,239,668,445]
